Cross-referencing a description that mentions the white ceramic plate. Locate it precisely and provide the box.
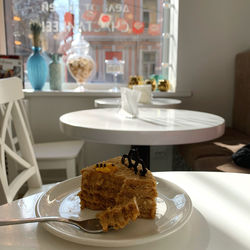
[35,176,193,247]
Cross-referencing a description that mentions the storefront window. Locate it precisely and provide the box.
[3,0,178,90]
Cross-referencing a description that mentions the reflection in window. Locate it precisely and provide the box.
[105,51,123,82]
[143,11,150,29]
[143,0,157,25]
[142,51,156,78]
[105,0,124,21]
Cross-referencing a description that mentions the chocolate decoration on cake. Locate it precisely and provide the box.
[121,148,148,176]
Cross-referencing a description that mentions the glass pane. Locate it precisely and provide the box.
[4,0,171,84]
[143,0,157,25]
[149,63,155,75]
[143,64,148,77]
[143,52,156,62]
[143,11,150,29]
[106,0,122,20]
[143,53,149,61]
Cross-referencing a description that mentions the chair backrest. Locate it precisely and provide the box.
[233,50,250,135]
[18,99,35,145]
[0,77,42,204]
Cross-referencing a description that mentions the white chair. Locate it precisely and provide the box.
[18,89,84,182]
[0,77,54,205]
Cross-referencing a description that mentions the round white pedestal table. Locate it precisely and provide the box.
[60,108,225,145]
[94,98,181,108]
[0,172,249,250]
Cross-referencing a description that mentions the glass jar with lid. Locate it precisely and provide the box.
[66,33,96,89]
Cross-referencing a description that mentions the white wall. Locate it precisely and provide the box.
[177,0,250,126]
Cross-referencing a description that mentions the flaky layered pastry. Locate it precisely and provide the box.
[78,155,157,231]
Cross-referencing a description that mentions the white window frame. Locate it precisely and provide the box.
[0,0,6,54]
[139,0,179,91]
[162,0,179,91]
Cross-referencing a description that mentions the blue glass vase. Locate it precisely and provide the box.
[27,47,48,90]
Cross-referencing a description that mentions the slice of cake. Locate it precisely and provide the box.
[97,197,140,232]
[78,149,158,231]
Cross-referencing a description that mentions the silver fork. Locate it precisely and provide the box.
[0,217,104,233]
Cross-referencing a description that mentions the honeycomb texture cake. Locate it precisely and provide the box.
[78,152,158,230]
[97,197,140,232]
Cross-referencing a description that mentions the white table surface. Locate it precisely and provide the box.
[0,172,249,250]
[94,98,182,108]
[60,108,225,145]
